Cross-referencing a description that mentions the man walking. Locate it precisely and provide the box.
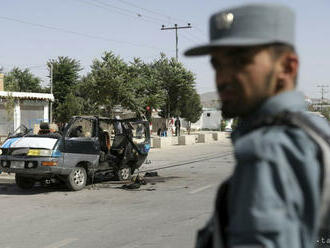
[185,3,330,248]
[175,117,181,136]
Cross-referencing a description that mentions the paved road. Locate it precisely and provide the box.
[0,140,234,248]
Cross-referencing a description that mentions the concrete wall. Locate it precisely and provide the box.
[152,137,172,148]
[190,109,222,130]
[201,110,221,130]
[197,133,214,143]
[178,135,196,145]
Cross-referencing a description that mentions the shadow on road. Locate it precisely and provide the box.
[0,182,69,195]
[0,174,182,195]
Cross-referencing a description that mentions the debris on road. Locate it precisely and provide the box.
[121,183,141,190]
[144,172,159,177]
[120,174,147,190]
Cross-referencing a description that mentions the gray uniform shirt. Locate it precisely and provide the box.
[226,91,330,248]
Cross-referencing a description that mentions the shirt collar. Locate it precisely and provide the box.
[231,90,307,141]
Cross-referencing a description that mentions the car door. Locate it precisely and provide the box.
[62,117,100,169]
[125,120,151,166]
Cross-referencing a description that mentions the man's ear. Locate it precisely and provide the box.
[276,53,299,92]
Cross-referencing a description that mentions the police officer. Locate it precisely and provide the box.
[185,3,330,248]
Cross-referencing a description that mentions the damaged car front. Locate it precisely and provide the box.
[0,132,64,189]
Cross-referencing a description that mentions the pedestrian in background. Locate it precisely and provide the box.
[185,3,330,248]
[161,123,167,137]
[175,117,181,136]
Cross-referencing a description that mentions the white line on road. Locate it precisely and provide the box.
[189,185,213,194]
[43,238,78,248]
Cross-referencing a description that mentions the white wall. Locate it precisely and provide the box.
[189,109,222,130]
[0,100,50,136]
[201,110,221,130]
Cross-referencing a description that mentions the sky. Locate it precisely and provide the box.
[0,0,329,99]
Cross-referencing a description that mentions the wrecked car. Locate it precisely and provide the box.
[0,117,151,191]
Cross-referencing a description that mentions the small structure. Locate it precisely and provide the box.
[190,108,222,130]
[0,91,54,138]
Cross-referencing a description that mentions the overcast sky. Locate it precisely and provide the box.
[0,0,329,98]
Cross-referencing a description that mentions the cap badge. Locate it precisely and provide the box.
[216,12,234,30]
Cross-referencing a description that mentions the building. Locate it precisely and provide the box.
[190,108,222,130]
[0,74,54,138]
[0,91,54,138]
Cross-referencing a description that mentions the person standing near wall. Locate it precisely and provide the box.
[175,117,181,136]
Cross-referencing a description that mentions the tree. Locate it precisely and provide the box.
[321,107,330,121]
[152,53,201,122]
[48,56,82,122]
[77,52,166,118]
[180,90,203,123]
[4,67,43,92]
[76,51,200,122]
[77,52,131,117]
[55,93,84,123]
[126,58,166,119]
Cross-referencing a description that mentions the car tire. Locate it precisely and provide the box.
[15,174,35,190]
[117,167,132,181]
[66,167,87,191]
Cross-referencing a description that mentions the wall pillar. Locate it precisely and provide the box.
[13,99,21,130]
[44,103,49,123]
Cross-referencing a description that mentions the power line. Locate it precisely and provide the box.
[113,0,207,42]
[186,28,207,41]
[180,32,200,44]
[161,24,192,60]
[0,15,165,52]
[71,0,135,19]
[95,0,166,23]
[194,26,207,36]
[72,0,165,25]
[114,0,189,24]
[96,0,206,42]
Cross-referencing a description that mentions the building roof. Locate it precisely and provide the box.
[0,91,54,101]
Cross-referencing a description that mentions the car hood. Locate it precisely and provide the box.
[1,137,58,150]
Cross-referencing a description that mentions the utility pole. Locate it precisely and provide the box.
[317,85,329,112]
[49,63,53,123]
[161,23,192,60]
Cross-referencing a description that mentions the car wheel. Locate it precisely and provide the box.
[117,167,132,181]
[66,167,87,191]
[15,174,35,190]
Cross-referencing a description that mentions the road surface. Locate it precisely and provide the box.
[0,139,234,248]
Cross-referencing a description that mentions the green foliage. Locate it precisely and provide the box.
[77,52,132,116]
[76,52,200,121]
[4,67,43,92]
[127,57,166,119]
[321,107,330,121]
[180,90,203,123]
[152,53,200,122]
[55,93,84,123]
[4,93,15,121]
[48,56,82,122]
[220,119,226,131]
[77,52,167,118]
[46,52,201,123]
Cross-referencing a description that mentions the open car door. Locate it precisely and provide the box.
[125,120,151,156]
[63,117,99,155]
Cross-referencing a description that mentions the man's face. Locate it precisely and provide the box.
[211,46,277,119]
